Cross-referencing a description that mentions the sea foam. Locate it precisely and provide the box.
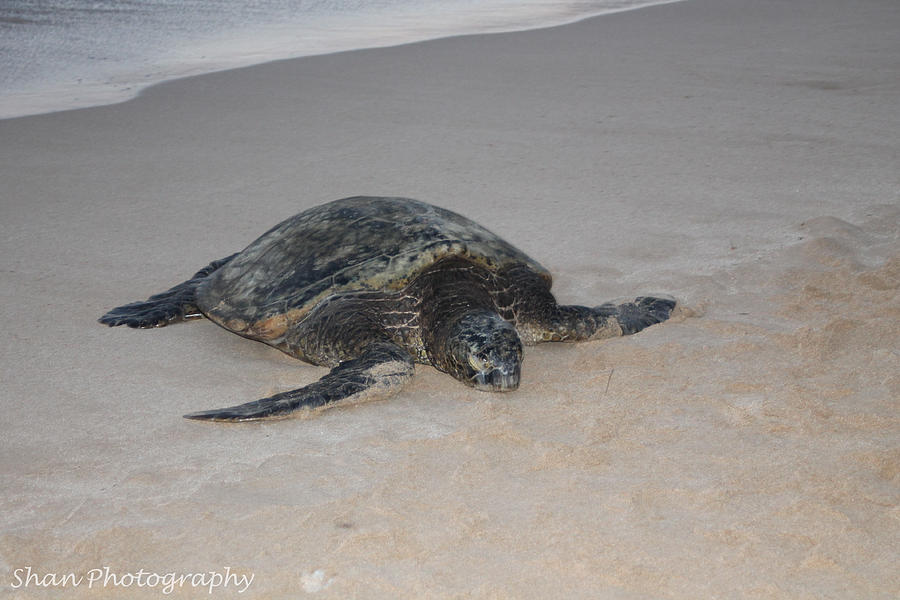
[0,0,681,119]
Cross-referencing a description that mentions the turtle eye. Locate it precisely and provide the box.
[468,354,490,373]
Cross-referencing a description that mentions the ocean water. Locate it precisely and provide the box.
[0,0,678,119]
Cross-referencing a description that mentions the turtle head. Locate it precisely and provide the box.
[443,311,523,392]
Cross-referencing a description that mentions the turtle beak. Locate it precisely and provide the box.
[473,363,521,392]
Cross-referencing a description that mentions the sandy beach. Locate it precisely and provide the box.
[1,0,898,597]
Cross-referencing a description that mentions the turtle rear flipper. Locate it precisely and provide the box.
[99,254,236,328]
[184,342,415,422]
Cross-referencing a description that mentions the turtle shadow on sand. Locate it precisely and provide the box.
[100,197,675,421]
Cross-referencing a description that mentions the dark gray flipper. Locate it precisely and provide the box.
[595,296,676,335]
[183,342,415,422]
[99,254,237,328]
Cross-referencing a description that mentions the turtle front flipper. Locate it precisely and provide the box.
[500,265,675,343]
[99,254,236,328]
[594,296,676,336]
[183,341,415,422]
[540,296,676,341]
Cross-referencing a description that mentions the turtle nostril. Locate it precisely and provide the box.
[491,365,520,391]
[491,370,504,387]
[472,366,519,392]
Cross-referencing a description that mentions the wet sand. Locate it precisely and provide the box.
[1,0,898,597]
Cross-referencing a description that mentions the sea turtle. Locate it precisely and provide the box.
[100,196,675,421]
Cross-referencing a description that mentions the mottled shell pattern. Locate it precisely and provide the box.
[196,197,550,343]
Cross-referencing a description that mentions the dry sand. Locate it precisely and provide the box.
[1,0,898,597]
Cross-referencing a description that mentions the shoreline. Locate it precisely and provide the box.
[1,0,898,597]
[1,0,684,121]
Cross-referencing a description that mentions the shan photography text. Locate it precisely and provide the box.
[9,566,254,594]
